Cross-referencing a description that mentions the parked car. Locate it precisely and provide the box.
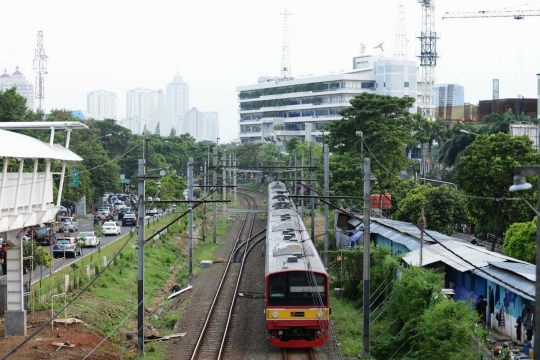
[57,206,68,216]
[59,217,78,232]
[77,231,100,247]
[102,221,121,236]
[53,237,82,258]
[122,214,137,227]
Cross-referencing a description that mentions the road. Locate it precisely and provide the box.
[1,216,135,285]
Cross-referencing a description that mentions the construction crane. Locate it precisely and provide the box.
[443,9,540,20]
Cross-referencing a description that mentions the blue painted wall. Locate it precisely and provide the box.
[373,234,411,255]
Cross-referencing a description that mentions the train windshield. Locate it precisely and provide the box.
[268,272,327,306]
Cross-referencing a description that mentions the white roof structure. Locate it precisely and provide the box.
[402,240,528,273]
[0,129,82,161]
[0,121,88,130]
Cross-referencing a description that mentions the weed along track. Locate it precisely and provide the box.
[188,192,258,360]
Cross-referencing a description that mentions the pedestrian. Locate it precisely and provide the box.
[475,295,488,325]
[70,205,75,217]
[17,229,25,240]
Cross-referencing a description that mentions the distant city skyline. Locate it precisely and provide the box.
[87,89,117,120]
[2,0,540,141]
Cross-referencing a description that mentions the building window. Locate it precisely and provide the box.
[404,82,409,88]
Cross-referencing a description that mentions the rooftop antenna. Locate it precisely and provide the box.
[360,43,366,55]
[33,30,48,112]
[417,0,439,119]
[394,0,408,60]
[280,8,292,79]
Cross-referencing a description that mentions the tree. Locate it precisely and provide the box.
[414,118,447,173]
[284,137,302,154]
[455,133,540,250]
[326,93,418,191]
[411,299,482,360]
[155,122,160,135]
[394,184,466,235]
[170,127,176,137]
[439,124,483,168]
[0,87,29,122]
[483,108,533,134]
[503,219,536,263]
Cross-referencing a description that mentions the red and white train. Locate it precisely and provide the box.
[265,181,330,348]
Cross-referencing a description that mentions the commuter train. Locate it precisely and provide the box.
[265,181,330,348]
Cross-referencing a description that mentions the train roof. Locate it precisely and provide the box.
[266,182,327,276]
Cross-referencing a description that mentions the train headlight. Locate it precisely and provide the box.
[317,311,323,318]
[272,311,279,318]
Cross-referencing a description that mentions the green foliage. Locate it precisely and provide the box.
[455,132,540,247]
[0,88,30,122]
[394,184,466,235]
[411,300,482,360]
[326,93,418,191]
[503,219,536,263]
[23,241,52,268]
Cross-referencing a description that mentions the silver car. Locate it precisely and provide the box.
[60,217,79,232]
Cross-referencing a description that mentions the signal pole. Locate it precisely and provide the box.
[188,157,193,277]
[222,153,226,227]
[213,147,217,243]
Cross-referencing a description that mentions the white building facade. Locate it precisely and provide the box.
[236,56,417,147]
[0,67,34,110]
[87,89,117,120]
[183,108,219,141]
[167,75,189,136]
[126,88,158,135]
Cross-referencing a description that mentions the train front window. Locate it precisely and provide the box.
[268,272,327,306]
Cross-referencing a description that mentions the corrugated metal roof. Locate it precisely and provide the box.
[372,218,458,244]
[371,222,426,251]
[487,261,535,282]
[0,129,83,161]
[473,266,535,301]
[403,241,527,273]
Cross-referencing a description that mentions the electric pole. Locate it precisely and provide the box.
[188,157,193,277]
[222,152,226,227]
[213,147,217,243]
[363,158,371,357]
[310,150,315,242]
[324,144,329,268]
[137,157,146,357]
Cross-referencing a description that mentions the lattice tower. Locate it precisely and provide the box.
[394,1,408,60]
[417,0,438,119]
[33,31,48,111]
[280,9,292,79]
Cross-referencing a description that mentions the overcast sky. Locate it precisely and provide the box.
[2,0,540,141]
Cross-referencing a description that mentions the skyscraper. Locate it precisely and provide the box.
[434,84,465,107]
[166,75,189,134]
[184,108,219,141]
[126,88,158,135]
[157,90,168,136]
[87,89,117,120]
[204,111,219,141]
[0,67,34,110]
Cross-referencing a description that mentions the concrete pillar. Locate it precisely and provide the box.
[5,237,26,336]
[41,159,51,211]
[13,159,24,215]
[27,159,39,212]
[0,157,8,217]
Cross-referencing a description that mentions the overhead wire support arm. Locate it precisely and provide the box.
[442,9,540,19]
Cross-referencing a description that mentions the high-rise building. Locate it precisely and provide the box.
[87,89,117,120]
[166,75,189,134]
[0,67,34,110]
[126,88,158,135]
[237,55,416,147]
[157,90,168,136]
[184,108,219,141]
[434,84,464,107]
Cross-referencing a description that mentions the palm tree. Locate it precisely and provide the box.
[414,118,447,174]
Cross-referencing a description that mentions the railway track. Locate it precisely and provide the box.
[188,192,258,360]
[283,348,316,360]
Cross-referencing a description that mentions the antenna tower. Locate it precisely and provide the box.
[280,9,292,79]
[417,0,438,119]
[493,79,500,100]
[33,31,48,111]
[394,1,408,60]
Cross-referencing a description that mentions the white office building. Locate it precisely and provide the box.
[126,88,158,135]
[236,56,417,147]
[434,84,464,107]
[87,89,117,120]
[157,89,168,136]
[167,75,189,135]
[183,108,219,141]
[0,67,34,110]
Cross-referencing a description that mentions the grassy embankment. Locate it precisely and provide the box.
[31,204,230,359]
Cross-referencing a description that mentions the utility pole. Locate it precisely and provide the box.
[310,150,315,242]
[323,145,329,269]
[213,147,217,243]
[203,161,207,198]
[363,158,371,357]
[233,153,237,206]
[137,157,146,357]
[188,157,193,277]
[222,152,226,227]
[301,158,305,215]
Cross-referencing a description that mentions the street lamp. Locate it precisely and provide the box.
[97,133,112,140]
[460,129,480,136]
[509,166,540,358]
